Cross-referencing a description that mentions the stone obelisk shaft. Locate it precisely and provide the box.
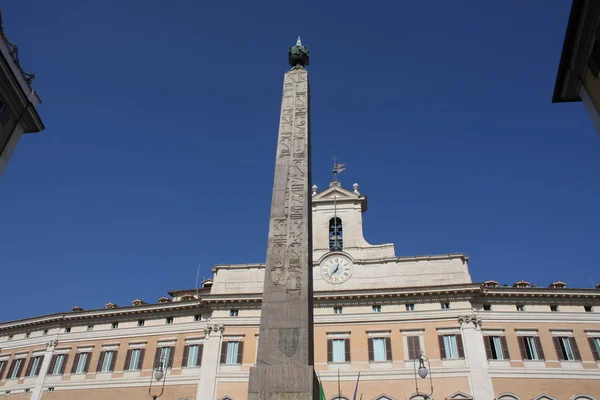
[248,67,317,400]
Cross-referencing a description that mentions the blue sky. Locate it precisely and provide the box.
[1,1,598,322]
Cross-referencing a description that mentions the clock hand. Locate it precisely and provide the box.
[332,264,340,274]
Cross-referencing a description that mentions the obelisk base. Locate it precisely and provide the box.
[248,366,319,400]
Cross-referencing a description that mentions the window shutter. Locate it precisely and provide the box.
[483,336,493,360]
[197,344,204,366]
[124,350,132,371]
[437,335,446,359]
[96,352,105,372]
[83,353,91,373]
[385,337,392,361]
[500,336,510,360]
[138,350,145,370]
[34,356,44,376]
[71,353,80,374]
[237,342,244,365]
[167,347,175,369]
[344,339,351,362]
[60,354,69,374]
[327,340,333,363]
[24,357,34,377]
[518,337,527,360]
[553,336,564,360]
[153,348,162,369]
[367,338,374,362]
[570,337,581,361]
[6,360,15,379]
[16,358,25,378]
[534,336,545,360]
[456,335,464,358]
[109,352,117,372]
[47,356,57,376]
[407,336,418,360]
[182,346,189,368]
[220,342,228,364]
[589,338,600,361]
[0,360,6,380]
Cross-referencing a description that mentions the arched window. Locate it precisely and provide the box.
[570,396,596,400]
[496,394,520,400]
[329,217,343,251]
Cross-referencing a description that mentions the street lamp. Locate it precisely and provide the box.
[148,359,167,400]
[413,352,433,400]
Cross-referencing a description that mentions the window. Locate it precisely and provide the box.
[441,302,450,310]
[138,319,145,327]
[516,305,525,312]
[329,217,343,251]
[49,354,68,375]
[25,388,31,394]
[7,358,25,379]
[406,304,415,311]
[154,347,174,369]
[64,327,71,333]
[71,352,91,374]
[372,305,381,313]
[518,336,544,360]
[439,335,464,359]
[165,317,173,325]
[8,335,13,341]
[334,307,343,314]
[589,337,600,361]
[550,305,559,312]
[484,336,510,360]
[125,348,145,371]
[368,337,391,362]
[483,304,492,311]
[406,335,421,359]
[0,360,6,380]
[194,314,202,321]
[87,325,94,331]
[25,332,31,338]
[585,305,593,312]
[111,322,118,329]
[183,344,203,368]
[229,310,239,317]
[48,388,55,392]
[220,341,244,365]
[327,338,350,363]
[96,351,117,373]
[25,355,44,377]
[43,330,48,336]
[553,336,580,361]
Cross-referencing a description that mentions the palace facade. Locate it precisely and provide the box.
[0,181,599,400]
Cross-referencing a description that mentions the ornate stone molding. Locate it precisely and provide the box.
[46,339,58,349]
[206,323,224,337]
[458,315,482,328]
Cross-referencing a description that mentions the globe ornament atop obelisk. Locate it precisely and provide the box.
[247,38,319,400]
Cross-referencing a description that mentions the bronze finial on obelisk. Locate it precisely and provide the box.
[247,38,318,400]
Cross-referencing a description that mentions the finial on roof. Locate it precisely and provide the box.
[353,183,360,194]
[312,184,318,196]
[296,36,302,46]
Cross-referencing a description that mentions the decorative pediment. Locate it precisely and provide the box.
[446,391,473,400]
[313,185,359,201]
[373,395,397,400]
[532,395,557,400]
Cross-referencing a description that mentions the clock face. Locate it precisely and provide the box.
[321,256,353,284]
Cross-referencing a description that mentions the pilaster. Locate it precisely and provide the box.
[30,339,57,400]
[196,323,224,400]
[458,315,494,399]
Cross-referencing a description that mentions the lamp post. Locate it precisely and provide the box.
[413,352,433,400]
[148,359,167,400]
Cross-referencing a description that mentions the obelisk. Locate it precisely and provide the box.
[247,38,318,400]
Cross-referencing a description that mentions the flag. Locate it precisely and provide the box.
[319,381,326,400]
[352,371,361,400]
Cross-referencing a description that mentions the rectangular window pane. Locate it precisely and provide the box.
[29,357,40,376]
[561,337,574,360]
[226,342,239,364]
[159,348,171,368]
[187,345,199,367]
[10,359,22,378]
[444,336,458,359]
[76,353,88,373]
[373,338,387,361]
[101,352,113,372]
[129,349,140,370]
[492,337,504,360]
[594,338,600,355]
[332,339,346,363]
[52,355,64,375]
[526,337,538,360]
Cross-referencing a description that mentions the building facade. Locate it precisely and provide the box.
[0,180,599,400]
[553,0,600,135]
[0,10,44,177]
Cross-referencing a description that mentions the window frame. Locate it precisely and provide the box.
[48,353,69,376]
[153,346,175,369]
[483,335,510,360]
[96,350,117,373]
[517,336,545,361]
[438,334,464,360]
[327,338,350,364]
[124,348,145,371]
[553,335,581,361]
[71,352,92,374]
[368,336,392,362]
[220,341,244,365]
[25,355,45,377]
[182,344,204,368]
